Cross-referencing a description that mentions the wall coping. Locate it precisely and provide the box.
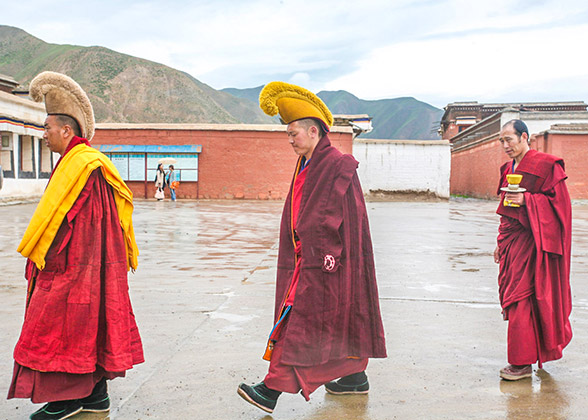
[354,139,449,145]
[96,122,353,134]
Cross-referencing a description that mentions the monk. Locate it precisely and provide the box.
[8,72,143,420]
[238,82,386,413]
[493,119,572,381]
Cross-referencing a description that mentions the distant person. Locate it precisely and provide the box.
[8,71,143,419]
[167,164,178,201]
[154,163,166,200]
[237,82,387,413]
[493,119,572,380]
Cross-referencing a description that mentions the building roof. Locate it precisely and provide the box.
[444,101,587,110]
[540,123,588,135]
[440,100,588,137]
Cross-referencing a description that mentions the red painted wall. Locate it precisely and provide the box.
[93,126,353,200]
[533,132,588,199]
[451,132,588,199]
[450,137,507,199]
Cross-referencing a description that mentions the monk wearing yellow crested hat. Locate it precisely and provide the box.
[238,82,387,413]
[7,71,143,420]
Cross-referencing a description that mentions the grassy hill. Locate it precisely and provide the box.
[0,24,442,137]
[223,87,443,140]
[0,25,274,124]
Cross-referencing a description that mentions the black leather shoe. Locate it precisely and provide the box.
[325,371,370,395]
[30,400,83,420]
[237,382,281,413]
[80,377,110,412]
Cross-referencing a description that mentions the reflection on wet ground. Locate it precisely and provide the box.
[499,370,569,420]
[1,198,588,419]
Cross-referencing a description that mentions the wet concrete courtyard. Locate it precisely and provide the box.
[2,198,588,420]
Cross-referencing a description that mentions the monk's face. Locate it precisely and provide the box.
[286,120,320,160]
[43,115,71,155]
[499,125,529,161]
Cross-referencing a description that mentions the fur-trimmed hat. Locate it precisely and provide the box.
[30,71,95,141]
[259,81,333,131]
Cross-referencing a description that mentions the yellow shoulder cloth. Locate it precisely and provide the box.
[17,144,139,270]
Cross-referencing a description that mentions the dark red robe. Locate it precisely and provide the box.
[273,135,387,367]
[496,149,572,367]
[9,139,143,402]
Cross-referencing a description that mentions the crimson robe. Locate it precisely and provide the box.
[9,139,143,402]
[274,135,387,367]
[496,149,572,366]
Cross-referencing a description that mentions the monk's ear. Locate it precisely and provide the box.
[521,132,529,144]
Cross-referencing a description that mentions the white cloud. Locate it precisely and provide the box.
[324,23,588,106]
[2,0,588,106]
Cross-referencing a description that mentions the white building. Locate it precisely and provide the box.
[353,139,451,199]
[0,75,53,201]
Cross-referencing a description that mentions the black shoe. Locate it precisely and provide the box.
[325,371,370,395]
[30,400,83,420]
[237,382,281,413]
[80,378,110,412]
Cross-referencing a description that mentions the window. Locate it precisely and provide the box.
[38,139,53,178]
[1,133,14,178]
[19,135,36,178]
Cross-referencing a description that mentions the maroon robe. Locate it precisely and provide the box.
[264,156,368,399]
[273,135,387,367]
[496,149,572,367]
[9,139,143,402]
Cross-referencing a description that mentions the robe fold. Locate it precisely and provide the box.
[9,138,143,402]
[270,134,386,373]
[496,149,572,366]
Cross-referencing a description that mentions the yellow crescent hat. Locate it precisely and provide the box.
[30,71,95,141]
[259,81,333,131]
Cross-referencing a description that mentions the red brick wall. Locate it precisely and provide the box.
[450,137,508,199]
[93,127,353,200]
[534,132,588,199]
[442,123,460,140]
[452,132,588,199]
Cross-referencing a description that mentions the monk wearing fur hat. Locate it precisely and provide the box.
[7,71,144,420]
[237,82,386,413]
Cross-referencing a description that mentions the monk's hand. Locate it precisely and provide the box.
[493,246,500,264]
[505,192,525,206]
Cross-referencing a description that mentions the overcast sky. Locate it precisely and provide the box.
[2,0,588,108]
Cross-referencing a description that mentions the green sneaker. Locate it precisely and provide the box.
[30,400,82,420]
[237,382,281,413]
[325,371,370,395]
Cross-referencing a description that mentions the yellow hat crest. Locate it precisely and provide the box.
[259,81,333,129]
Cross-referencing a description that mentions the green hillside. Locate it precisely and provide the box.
[0,25,274,125]
[223,87,443,140]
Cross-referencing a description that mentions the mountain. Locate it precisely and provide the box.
[223,87,443,140]
[0,25,274,124]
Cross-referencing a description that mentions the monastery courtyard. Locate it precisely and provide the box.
[1,198,588,420]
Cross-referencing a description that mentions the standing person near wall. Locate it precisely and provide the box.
[237,82,387,414]
[494,119,572,380]
[167,164,178,201]
[154,163,166,200]
[7,71,144,420]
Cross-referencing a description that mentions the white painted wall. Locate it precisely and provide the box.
[0,178,47,199]
[0,91,49,200]
[353,139,451,198]
[500,110,588,136]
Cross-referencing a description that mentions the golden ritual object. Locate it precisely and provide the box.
[501,174,526,207]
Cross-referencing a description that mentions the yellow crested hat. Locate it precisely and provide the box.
[30,71,95,141]
[259,81,333,130]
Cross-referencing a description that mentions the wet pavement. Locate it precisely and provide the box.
[1,198,588,420]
